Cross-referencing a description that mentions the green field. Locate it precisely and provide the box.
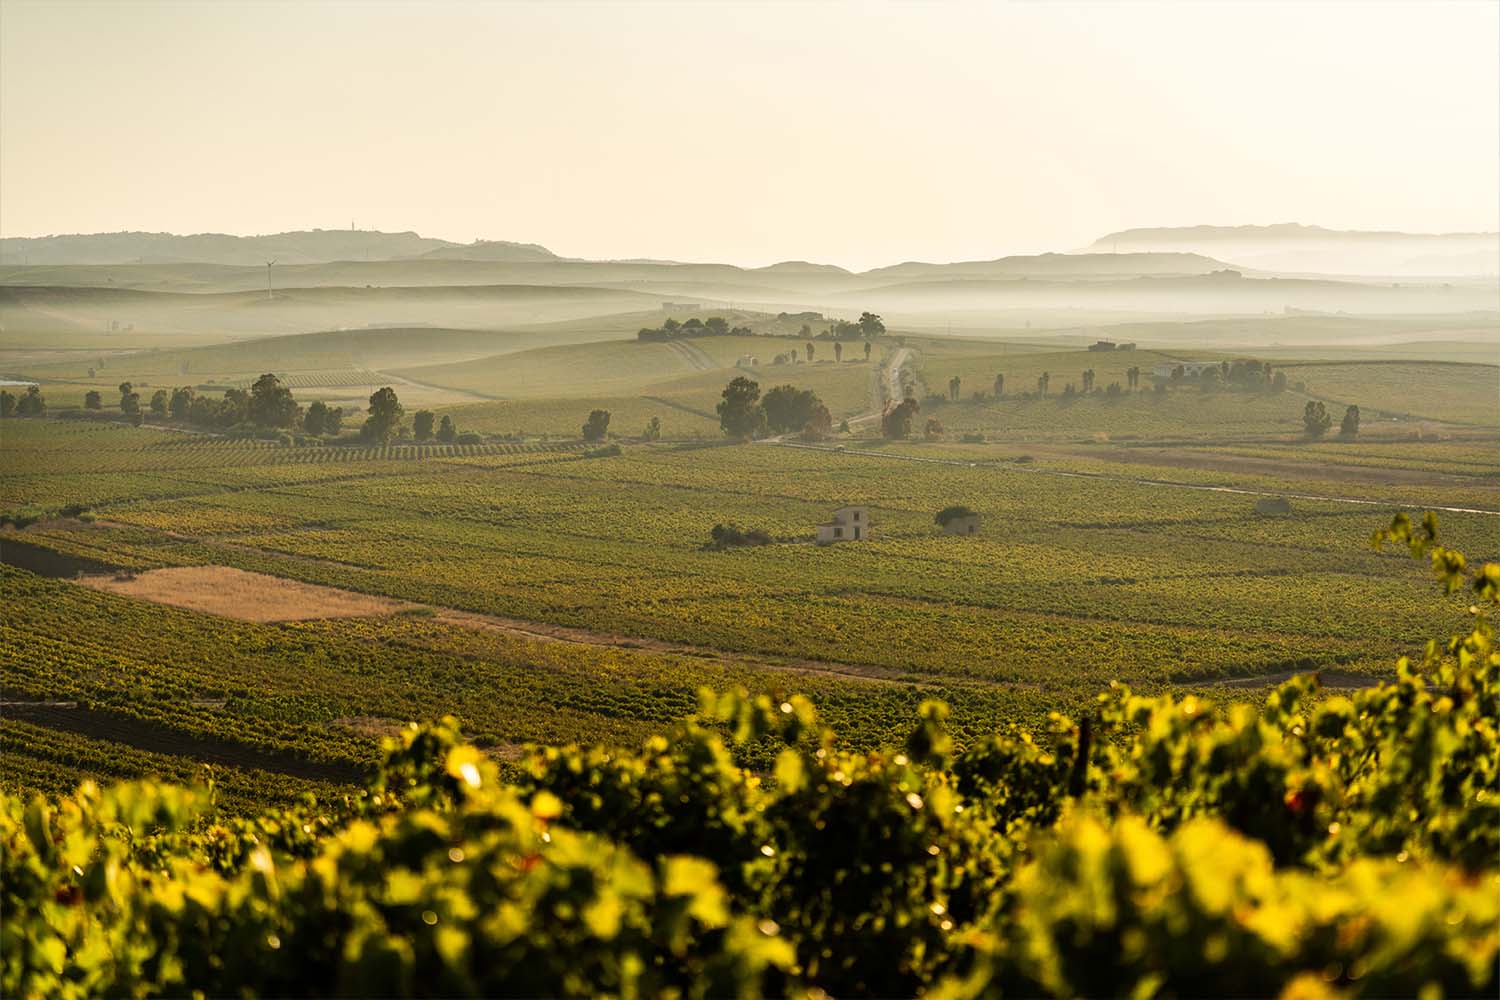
[4,384,1496,807]
[3,316,1498,815]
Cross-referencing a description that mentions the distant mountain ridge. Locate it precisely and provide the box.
[1093,223,1499,243]
[0,230,558,267]
[1087,224,1499,276]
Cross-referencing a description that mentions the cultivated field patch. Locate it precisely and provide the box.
[75,564,411,621]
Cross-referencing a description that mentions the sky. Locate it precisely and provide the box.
[2,1,1497,270]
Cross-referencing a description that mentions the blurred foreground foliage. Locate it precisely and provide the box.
[4,512,1497,998]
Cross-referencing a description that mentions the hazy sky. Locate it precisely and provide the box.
[3,1,1497,269]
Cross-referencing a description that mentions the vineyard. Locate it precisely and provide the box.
[3,518,1497,997]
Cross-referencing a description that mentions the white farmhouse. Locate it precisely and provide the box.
[816,505,870,544]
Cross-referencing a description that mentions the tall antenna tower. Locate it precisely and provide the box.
[265,260,276,300]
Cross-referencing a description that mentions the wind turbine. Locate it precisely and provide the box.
[265,260,276,300]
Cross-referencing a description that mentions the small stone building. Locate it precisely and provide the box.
[816,505,869,544]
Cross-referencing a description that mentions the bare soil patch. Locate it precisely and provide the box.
[76,565,413,622]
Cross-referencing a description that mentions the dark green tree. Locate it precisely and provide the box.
[582,409,611,442]
[413,410,436,441]
[363,387,404,442]
[0,390,15,417]
[249,374,298,428]
[881,398,919,438]
[858,311,886,338]
[303,401,327,435]
[436,415,457,443]
[150,389,168,416]
[1340,405,1361,439]
[643,416,661,442]
[1303,400,1332,438]
[16,385,45,416]
[169,387,195,421]
[717,376,765,440]
[761,385,823,434]
[84,391,102,410]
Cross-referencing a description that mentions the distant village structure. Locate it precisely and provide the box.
[1088,340,1136,352]
[736,355,759,369]
[816,505,869,544]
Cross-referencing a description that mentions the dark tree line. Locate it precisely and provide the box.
[0,386,45,417]
[638,316,748,341]
[714,378,832,440]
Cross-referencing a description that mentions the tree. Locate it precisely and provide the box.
[1082,369,1095,393]
[934,504,977,527]
[802,401,832,440]
[643,416,661,442]
[413,410,436,441]
[85,391,102,410]
[716,376,765,440]
[1272,371,1288,392]
[704,316,730,336]
[169,387,196,421]
[249,374,298,428]
[363,387,404,442]
[1037,372,1050,396]
[120,390,140,415]
[150,389,168,416]
[864,341,872,361]
[924,417,945,439]
[858,311,886,339]
[881,398,919,439]
[834,342,843,363]
[994,374,1004,398]
[0,391,14,417]
[1340,405,1361,439]
[799,324,812,339]
[1303,400,1332,439]
[805,342,815,362]
[303,402,345,436]
[16,385,45,416]
[1127,366,1140,390]
[582,409,611,442]
[436,415,456,443]
[761,385,823,435]
[948,376,961,401]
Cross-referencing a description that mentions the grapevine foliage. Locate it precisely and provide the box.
[3,513,1498,998]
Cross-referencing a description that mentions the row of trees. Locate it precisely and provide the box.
[716,378,833,440]
[637,316,750,341]
[42,375,473,445]
[639,312,887,347]
[0,386,45,417]
[1304,401,1360,439]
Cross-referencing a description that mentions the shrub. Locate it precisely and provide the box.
[703,523,773,550]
